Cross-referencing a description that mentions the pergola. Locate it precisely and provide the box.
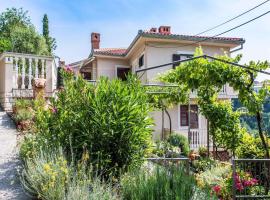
[136,54,270,158]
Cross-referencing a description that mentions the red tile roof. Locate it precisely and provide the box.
[141,30,244,43]
[92,30,245,57]
[93,48,127,56]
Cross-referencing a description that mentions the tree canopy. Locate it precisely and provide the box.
[42,14,56,54]
[0,8,55,55]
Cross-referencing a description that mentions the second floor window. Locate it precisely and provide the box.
[139,54,144,67]
[172,54,193,68]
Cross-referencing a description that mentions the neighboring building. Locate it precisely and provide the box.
[69,26,245,150]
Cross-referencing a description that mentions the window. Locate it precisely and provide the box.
[172,54,193,68]
[138,54,144,67]
[117,67,130,81]
[83,72,92,80]
[180,104,198,129]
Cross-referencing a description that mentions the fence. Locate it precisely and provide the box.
[232,159,270,199]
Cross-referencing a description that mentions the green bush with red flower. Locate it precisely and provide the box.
[197,164,260,200]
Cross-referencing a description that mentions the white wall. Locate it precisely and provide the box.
[145,44,229,82]
[97,58,129,79]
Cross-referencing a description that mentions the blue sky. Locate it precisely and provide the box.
[1,0,270,80]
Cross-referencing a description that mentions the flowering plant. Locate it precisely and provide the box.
[211,170,259,200]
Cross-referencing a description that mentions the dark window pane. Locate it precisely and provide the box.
[83,72,92,80]
[117,68,130,81]
[180,104,198,128]
[139,55,144,67]
[190,105,198,129]
[180,105,188,126]
[172,54,181,68]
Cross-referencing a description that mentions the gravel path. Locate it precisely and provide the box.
[0,110,29,200]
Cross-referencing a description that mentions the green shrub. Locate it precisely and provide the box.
[167,133,189,156]
[33,73,153,177]
[191,157,218,173]
[20,148,118,200]
[14,99,33,110]
[198,147,208,158]
[152,140,172,157]
[196,164,231,189]
[19,134,39,159]
[236,132,266,159]
[121,164,213,200]
[14,108,34,122]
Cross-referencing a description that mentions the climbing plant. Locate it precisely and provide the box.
[159,47,270,157]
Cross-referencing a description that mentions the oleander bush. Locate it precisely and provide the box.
[30,71,153,177]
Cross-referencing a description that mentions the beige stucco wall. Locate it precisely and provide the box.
[145,44,229,82]
[93,43,236,147]
[97,57,130,79]
[140,43,232,143]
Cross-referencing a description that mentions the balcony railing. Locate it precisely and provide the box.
[0,52,57,110]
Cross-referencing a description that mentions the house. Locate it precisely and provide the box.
[69,26,245,150]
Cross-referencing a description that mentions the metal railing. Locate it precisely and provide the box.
[232,159,270,199]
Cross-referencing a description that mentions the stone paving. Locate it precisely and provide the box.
[0,110,29,200]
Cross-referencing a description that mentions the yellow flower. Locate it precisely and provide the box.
[43,164,51,172]
[60,167,68,174]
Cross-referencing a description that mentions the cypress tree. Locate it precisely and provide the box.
[42,14,56,54]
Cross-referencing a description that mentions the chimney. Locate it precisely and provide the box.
[150,27,157,33]
[91,32,100,49]
[158,26,171,34]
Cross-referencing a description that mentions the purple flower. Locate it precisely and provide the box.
[243,180,253,187]
[236,182,244,191]
[64,65,74,73]
[52,107,58,114]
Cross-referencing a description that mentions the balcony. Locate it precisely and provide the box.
[0,52,57,111]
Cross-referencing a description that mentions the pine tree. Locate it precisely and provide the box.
[42,14,56,54]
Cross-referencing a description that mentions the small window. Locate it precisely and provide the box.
[180,104,198,129]
[117,67,130,81]
[139,54,144,67]
[83,72,92,80]
[172,54,193,69]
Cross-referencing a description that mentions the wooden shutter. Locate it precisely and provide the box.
[180,105,198,128]
[180,105,188,126]
[190,105,198,129]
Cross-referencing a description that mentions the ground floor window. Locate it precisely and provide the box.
[117,67,130,81]
[82,72,92,80]
[180,104,198,129]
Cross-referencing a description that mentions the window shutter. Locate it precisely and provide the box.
[180,105,188,126]
[190,105,198,129]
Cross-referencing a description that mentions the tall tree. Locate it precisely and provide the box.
[0,8,50,55]
[42,14,56,54]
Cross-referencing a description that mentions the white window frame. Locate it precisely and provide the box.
[115,65,131,78]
